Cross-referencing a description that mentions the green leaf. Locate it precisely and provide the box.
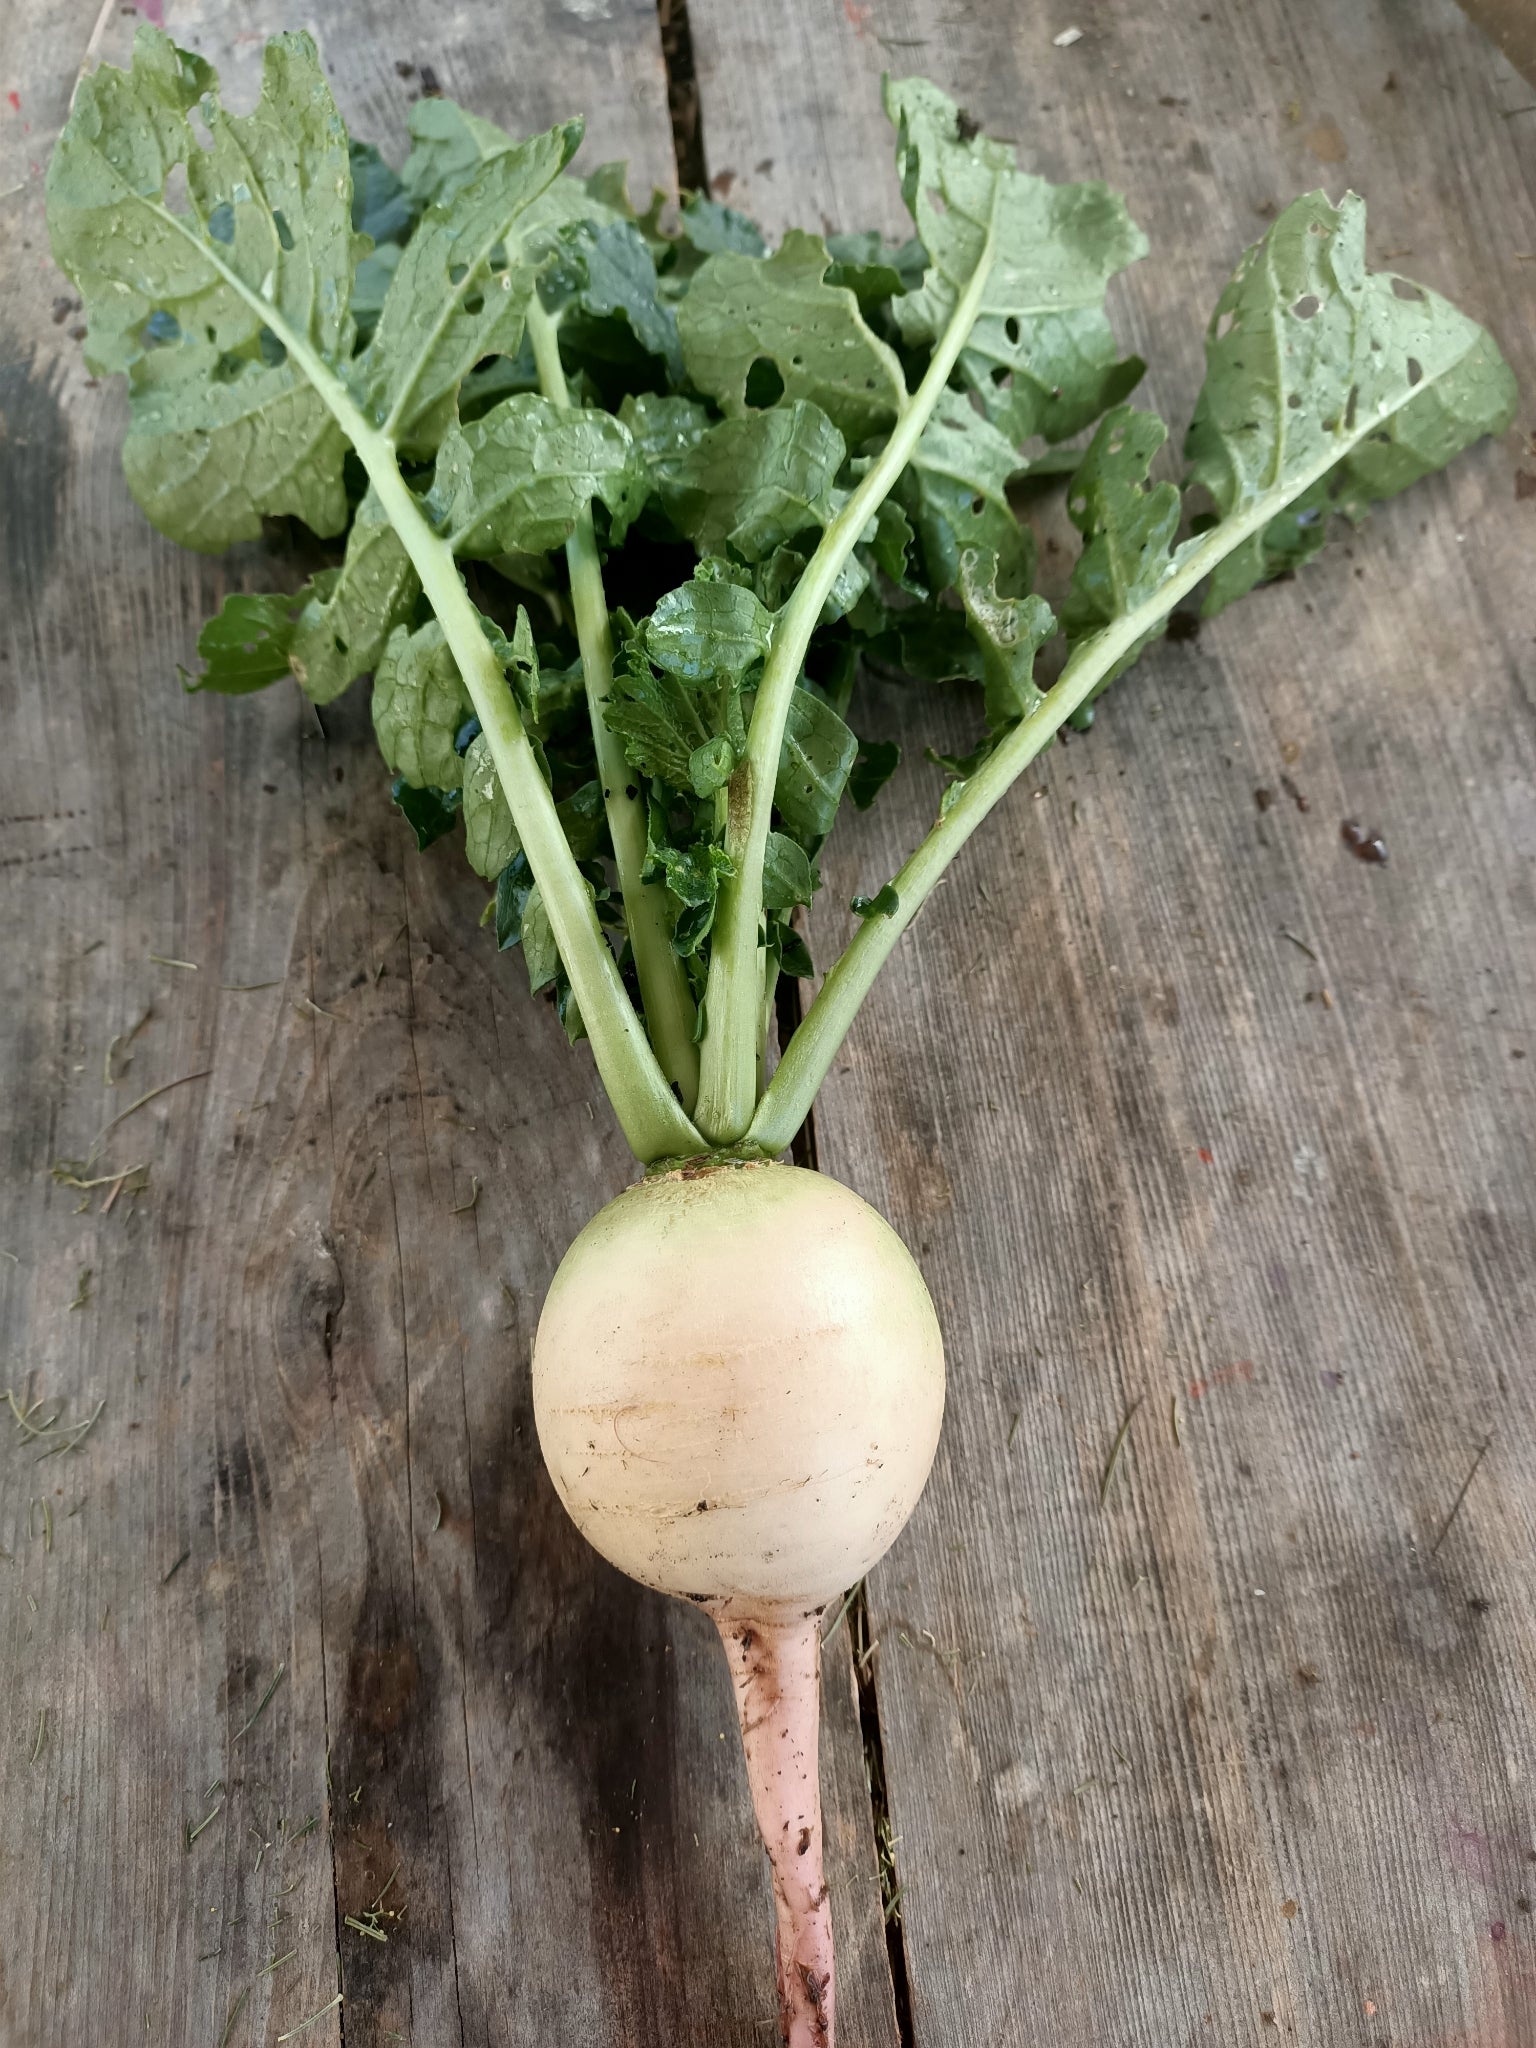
[1061,407,1180,678]
[351,140,415,248]
[401,99,519,209]
[606,578,760,792]
[557,780,608,862]
[288,488,420,704]
[851,882,899,919]
[494,849,535,950]
[520,884,559,992]
[824,230,927,306]
[651,840,736,957]
[646,575,774,679]
[359,121,581,456]
[48,30,355,548]
[762,831,817,913]
[606,658,713,790]
[619,391,712,475]
[884,76,1147,446]
[679,194,767,258]
[372,619,472,789]
[183,590,303,694]
[688,735,736,797]
[848,738,901,810]
[775,924,816,980]
[461,731,521,879]
[1184,191,1519,614]
[897,395,1034,596]
[655,400,847,563]
[349,140,417,346]
[392,777,461,850]
[776,688,859,848]
[428,391,645,554]
[679,229,907,442]
[550,220,683,379]
[957,544,1057,733]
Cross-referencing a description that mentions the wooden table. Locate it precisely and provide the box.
[2,2,1533,2042]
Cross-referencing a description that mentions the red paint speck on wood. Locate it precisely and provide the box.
[6,91,19,112]
[1188,1360,1255,1401]
[1197,1146,1214,1164]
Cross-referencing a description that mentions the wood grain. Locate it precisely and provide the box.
[688,0,1536,2042]
[0,6,896,2045]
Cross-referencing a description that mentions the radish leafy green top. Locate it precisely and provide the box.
[47,30,1517,1163]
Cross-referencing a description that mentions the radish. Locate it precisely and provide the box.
[48,32,1515,2041]
[535,1160,943,2044]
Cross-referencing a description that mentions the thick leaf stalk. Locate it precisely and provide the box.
[692,188,1003,1145]
[526,299,702,1111]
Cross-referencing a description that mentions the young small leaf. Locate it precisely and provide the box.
[679,194,767,258]
[775,925,816,980]
[762,832,817,913]
[1060,407,1180,680]
[646,575,775,680]
[851,882,900,919]
[494,850,535,950]
[776,689,859,848]
[898,395,1034,596]
[551,220,683,380]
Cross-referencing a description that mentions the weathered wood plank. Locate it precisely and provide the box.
[689,0,1536,2041]
[0,5,896,2044]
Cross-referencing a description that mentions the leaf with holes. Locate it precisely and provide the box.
[896,393,1034,595]
[47,29,355,547]
[775,688,859,850]
[1184,190,1519,613]
[679,230,907,442]
[1060,405,1180,684]
[358,123,581,457]
[957,546,1056,736]
[884,75,1147,449]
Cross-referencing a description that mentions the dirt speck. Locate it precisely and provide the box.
[1341,820,1388,865]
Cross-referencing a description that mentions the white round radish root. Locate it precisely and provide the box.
[533,1159,945,2046]
[532,1159,945,1610]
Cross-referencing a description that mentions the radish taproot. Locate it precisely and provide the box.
[47,33,1516,2042]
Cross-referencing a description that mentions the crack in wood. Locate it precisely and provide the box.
[655,0,708,195]
[777,966,917,2045]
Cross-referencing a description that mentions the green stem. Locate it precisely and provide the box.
[692,192,1003,1145]
[527,301,701,1110]
[747,431,1370,1156]
[168,212,701,1162]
